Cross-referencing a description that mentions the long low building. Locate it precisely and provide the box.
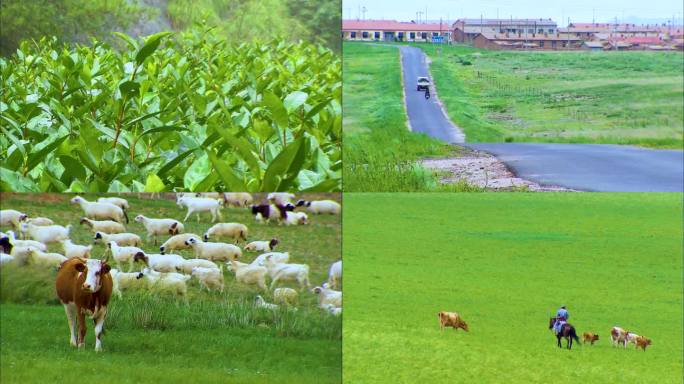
[472,32,583,50]
[342,20,452,42]
[453,18,558,42]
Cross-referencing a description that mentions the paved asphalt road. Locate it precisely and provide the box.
[398,45,683,192]
[400,46,465,143]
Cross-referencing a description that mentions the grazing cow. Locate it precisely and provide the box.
[438,311,469,332]
[610,326,629,348]
[55,258,113,351]
[582,332,599,345]
[635,336,652,351]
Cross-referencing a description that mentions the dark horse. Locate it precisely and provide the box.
[549,317,580,349]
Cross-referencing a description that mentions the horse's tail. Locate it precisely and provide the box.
[571,329,581,344]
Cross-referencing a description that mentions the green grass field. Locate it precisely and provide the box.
[420,44,684,148]
[0,193,341,383]
[343,193,683,383]
[342,43,476,192]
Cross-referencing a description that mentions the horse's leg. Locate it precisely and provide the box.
[568,336,572,350]
[557,335,562,348]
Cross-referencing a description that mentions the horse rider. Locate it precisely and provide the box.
[424,87,430,99]
[553,305,569,334]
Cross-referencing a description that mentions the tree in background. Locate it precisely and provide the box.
[286,0,340,52]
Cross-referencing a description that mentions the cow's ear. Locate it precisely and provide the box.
[102,264,111,274]
[75,263,86,272]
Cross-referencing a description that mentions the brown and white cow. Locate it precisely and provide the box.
[438,311,469,332]
[56,257,113,351]
[610,326,629,348]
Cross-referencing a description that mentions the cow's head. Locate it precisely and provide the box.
[460,321,469,332]
[78,259,111,293]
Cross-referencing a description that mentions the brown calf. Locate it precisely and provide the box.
[635,336,652,351]
[56,257,113,351]
[438,311,469,332]
[582,332,599,345]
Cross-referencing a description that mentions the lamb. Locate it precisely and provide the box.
[97,197,130,211]
[321,303,342,316]
[159,233,201,254]
[251,252,289,267]
[109,268,146,298]
[222,192,253,207]
[0,253,14,266]
[134,215,184,245]
[0,209,28,229]
[9,246,34,265]
[312,286,342,308]
[176,258,219,274]
[227,260,268,291]
[25,217,55,226]
[282,211,308,226]
[327,260,342,289]
[27,247,68,268]
[177,196,223,223]
[263,255,310,290]
[185,237,241,262]
[138,268,191,297]
[80,218,125,234]
[2,231,47,251]
[107,241,145,272]
[191,266,224,292]
[273,287,298,306]
[61,239,92,259]
[133,252,185,273]
[267,192,296,206]
[244,238,278,252]
[21,223,70,244]
[203,223,248,242]
[296,199,341,215]
[254,295,279,310]
[93,232,142,247]
[70,196,128,223]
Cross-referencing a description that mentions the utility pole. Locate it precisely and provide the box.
[362,6,367,21]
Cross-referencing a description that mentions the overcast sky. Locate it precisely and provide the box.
[342,0,683,26]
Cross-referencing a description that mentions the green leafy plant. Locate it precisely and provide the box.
[0,29,341,192]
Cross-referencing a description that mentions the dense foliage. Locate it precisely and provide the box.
[0,30,341,192]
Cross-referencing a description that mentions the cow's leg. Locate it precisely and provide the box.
[77,310,87,348]
[93,308,107,352]
[64,303,78,347]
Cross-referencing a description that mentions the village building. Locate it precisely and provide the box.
[453,18,557,43]
[471,32,583,50]
[342,20,452,42]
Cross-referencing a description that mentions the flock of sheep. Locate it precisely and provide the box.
[0,192,342,315]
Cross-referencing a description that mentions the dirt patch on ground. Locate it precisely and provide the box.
[421,147,573,192]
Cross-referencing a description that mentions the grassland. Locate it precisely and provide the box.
[420,44,684,148]
[0,193,341,383]
[343,42,478,192]
[343,193,683,383]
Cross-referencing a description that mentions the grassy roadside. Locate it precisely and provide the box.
[419,44,684,149]
[343,192,683,383]
[0,193,341,383]
[343,42,477,192]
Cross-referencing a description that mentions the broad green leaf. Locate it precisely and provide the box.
[119,80,140,98]
[26,135,69,172]
[135,31,172,66]
[0,126,25,156]
[262,92,288,129]
[157,148,195,177]
[124,110,164,126]
[66,179,88,193]
[0,167,39,192]
[113,32,139,51]
[301,178,339,192]
[108,180,131,192]
[144,173,165,192]
[214,126,261,179]
[137,125,183,140]
[206,150,247,191]
[184,153,211,191]
[261,136,308,191]
[283,91,308,112]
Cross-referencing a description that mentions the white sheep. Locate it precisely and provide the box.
[139,268,191,297]
[222,192,253,207]
[80,217,125,234]
[244,238,278,252]
[134,253,185,273]
[312,286,342,308]
[191,266,224,292]
[96,197,129,211]
[273,287,298,306]
[254,295,279,310]
[3,231,47,251]
[176,258,219,274]
[109,268,146,298]
[107,241,145,272]
[263,256,310,291]
[21,223,70,244]
[70,196,128,223]
[9,246,34,265]
[296,199,341,215]
[227,260,268,291]
[93,232,142,247]
[25,217,55,226]
[0,253,14,266]
[61,239,92,259]
[185,237,241,262]
[177,196,223,223]
[203,223,248,243]
[0,209,28,229]
[27,247,68,268]
[327,260,342,289]
[282,211,308,226]
[267,193,296,206]
[321,303,342,316]
[194,192,222,199]
[251,252,289,267]
[159,233,201,254]
[134,215,184,245]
